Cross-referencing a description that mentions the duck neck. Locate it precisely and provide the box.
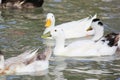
[44,25,55,34]
[54,35,65,53]
[92,25,104,41]
[51,20,55,27]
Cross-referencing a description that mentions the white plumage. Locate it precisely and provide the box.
[42,13,97,39]
[51,19,120,57]
[0,47,52,74]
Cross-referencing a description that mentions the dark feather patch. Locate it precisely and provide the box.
[92,18,100,22]
[0,51,4,55]
[37,53,46,60]
[101,40,105,42]
[104,32,119,47]
[98,22,103,26]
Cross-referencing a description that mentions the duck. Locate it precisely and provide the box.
[0,0,44,9]
[50,19,120,57]
[0,47,52,74]
[41,13,97,39]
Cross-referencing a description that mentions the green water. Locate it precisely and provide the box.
[0,0,120,80]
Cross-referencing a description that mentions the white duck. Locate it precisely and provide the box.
[50,19,120,57]
[0,47,52,74]
[42,13,97,39]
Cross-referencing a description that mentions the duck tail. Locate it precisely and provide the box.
[19,0,25,5]
[25,48,39,60]
[91,14,97,20]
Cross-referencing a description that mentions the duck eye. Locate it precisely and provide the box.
[54,30,57,32]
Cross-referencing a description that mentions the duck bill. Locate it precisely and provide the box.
[86,26,93,31]
[41,32,51,39]
[45,19,51,28]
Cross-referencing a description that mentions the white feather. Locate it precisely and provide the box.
[43,13,97,39]
[51,20,117,57]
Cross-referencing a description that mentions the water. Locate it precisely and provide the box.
[0,0,120,80]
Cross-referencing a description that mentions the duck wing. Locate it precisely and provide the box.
[5,48,39,67]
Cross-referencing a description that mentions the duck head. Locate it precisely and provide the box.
[51,28,65,40]
[41,13,55,38]
[43,13,55,34]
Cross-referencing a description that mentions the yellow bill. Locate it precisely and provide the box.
[41,32,51,39]
[45,19,51,28]
[86,26,93,31]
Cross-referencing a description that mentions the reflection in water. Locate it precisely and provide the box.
[53,57,67,80]
[49,55,120,80]
[0,74,52,80]
[15,69,49,76]
[0,0,120,80]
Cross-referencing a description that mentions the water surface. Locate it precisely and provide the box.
[0,0,120,80]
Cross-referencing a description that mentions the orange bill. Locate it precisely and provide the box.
[45,19,51,28]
